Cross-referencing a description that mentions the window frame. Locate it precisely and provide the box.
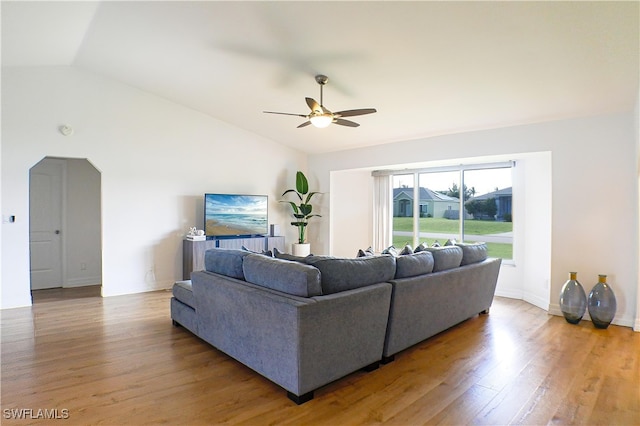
[377,161,515,262]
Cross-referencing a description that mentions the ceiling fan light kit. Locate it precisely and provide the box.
[309,113,333,128]
[264,75,377,129]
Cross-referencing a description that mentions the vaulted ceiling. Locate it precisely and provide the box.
[2,1,638,154]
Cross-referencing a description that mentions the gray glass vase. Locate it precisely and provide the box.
[559,272,586,324]
[588,275,617,329]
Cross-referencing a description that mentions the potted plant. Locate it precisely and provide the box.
[281,171,321,256]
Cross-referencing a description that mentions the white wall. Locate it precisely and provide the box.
[518,152,552,310]
[309,113,638,328]
[1,66,305,308]
[330,168,374,258]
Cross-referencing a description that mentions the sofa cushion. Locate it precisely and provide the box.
[305,255,396,294]
[204,248,250,280]
[423,246,463,272]
[395,251,434,279]
[242,254,322,297]
[456,242,488,265]
[172,280,195,308]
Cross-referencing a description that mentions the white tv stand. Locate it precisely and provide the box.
[182,236,285,280]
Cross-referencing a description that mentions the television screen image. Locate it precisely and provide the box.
[204,194,268,237]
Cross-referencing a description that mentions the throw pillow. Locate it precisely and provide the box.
[381,245,398,257]
[414,242,429,253]
[273,247,311,262]
[241,245,273,257]
[399,244,413,255]
[356,246,375,257]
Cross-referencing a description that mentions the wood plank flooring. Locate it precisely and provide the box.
[2,290,639,425]
[30,285,102,302]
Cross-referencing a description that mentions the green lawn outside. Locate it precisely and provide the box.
[481,242,512,259]
[393,217,512,234]
[392,217,513,259]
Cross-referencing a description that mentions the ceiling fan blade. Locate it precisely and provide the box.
[334,108,377,118]
[305,97,322,113]
[297,121,312,128]
[334,118,360,127]
[264,111,308,118]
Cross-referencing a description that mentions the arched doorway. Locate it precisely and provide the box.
[29,157,102,301]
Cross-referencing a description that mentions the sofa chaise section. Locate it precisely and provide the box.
[184,250,394,404]
[170,280,198,335]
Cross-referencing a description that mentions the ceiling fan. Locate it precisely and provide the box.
[264,75,377,128]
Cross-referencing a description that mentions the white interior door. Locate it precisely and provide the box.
[30,158,64,290]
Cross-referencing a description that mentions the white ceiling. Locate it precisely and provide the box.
[2,1,638,154]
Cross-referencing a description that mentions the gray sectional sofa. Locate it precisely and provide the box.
[170,244,501,404]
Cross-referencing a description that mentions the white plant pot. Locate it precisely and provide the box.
[292,243,311,257]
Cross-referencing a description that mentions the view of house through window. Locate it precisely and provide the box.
[391,164,513,259]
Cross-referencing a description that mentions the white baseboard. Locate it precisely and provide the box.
[65,276,102,288]
[523,291,548,311]
[101,280,173,297]
[494,288,524,300]
[550,302,636,329]
[548,302,562,317]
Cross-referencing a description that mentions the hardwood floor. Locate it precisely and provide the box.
[2,291,639,425]
[30,285,102,303]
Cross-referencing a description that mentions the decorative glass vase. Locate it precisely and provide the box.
[588,275,617,329]
[559,272,586,324]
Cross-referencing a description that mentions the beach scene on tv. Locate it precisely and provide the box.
[205,194,268,237]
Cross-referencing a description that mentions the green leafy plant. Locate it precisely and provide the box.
[281,171,321,244]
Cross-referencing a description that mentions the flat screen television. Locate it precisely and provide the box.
[204,193,268,238]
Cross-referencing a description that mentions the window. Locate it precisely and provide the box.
[391,175,415,249]
[386,163,513,260]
